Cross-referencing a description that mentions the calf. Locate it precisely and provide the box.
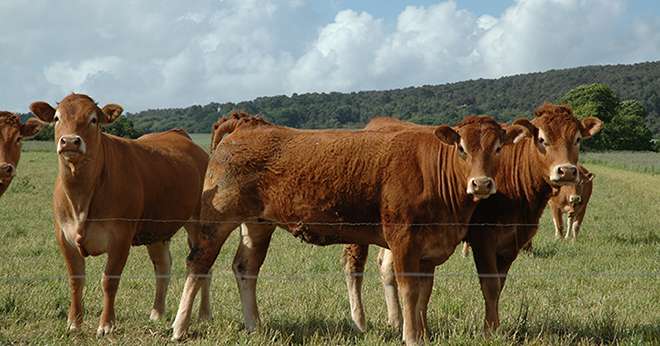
[342,104,602,335]
[0,112,43,197]
[172,112,528,344]
[30,94,211,336]
[548,165,594,240]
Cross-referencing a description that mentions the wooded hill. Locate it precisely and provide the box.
[129,61,660,137]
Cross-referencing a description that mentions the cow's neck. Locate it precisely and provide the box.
[58,134,107,221]
[495,138,550,205]
[434,143,473,222]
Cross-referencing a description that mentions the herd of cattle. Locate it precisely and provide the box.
[0,93,601,344]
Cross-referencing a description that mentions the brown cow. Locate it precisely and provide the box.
[0,112,43,197]
[30,94,211,336]
[548,165,594,240]
[172,112,529,344]
[342,104,602,335]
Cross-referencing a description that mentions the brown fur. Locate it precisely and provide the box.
[341,103,603,335]
[0,111,43,197]
[172,112,527,344]
[29,93,210,336]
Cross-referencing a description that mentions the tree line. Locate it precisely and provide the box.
[26,61,660,151]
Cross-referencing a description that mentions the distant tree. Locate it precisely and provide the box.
[560,84,654,151]
[607,100,654,150]
[104,116,144,139]
[559,83,619,122]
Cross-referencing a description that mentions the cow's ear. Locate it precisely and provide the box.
[101,104,123,124]
[503,124,529,145]
[512,118,538,137]
[29,102,56,123]
[20,118,45,139]
[585,172,595,182]
[580,116,603,139]
[434,125,459,145]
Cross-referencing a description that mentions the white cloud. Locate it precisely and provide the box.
[0,0,658,112]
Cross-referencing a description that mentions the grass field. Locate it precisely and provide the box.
[1,136,658,345]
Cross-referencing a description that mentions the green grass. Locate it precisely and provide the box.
[1,141,658,345]
[582,151,660,174]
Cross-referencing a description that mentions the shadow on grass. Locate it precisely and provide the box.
[528,242,559,259]
[608,231,660,246]
[265,317,400,344]
[505,301,660,344]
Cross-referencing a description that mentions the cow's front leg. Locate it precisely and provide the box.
[343,243,369,332]
[57,228,86,333]
[416,260,435,340]
[97,241,130,337]
[390,243,422,345]
[551,207,564,240]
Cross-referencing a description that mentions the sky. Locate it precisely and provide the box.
[1,0,659,112]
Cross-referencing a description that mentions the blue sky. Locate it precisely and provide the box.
[1,0,659,111]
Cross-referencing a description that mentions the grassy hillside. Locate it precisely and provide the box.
[0,139,658,345]
[129,61,660,137]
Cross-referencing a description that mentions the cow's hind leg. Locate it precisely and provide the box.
[343,243,369,332]
[147,240,172,321]
[184,222,213,321]
[378,248,402,330]
[172,222,239,341]
[233,223,276,332]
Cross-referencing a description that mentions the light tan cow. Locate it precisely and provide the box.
[172,112,529,345]
[548,165,594,240]
[0,112,43,197]
[30,93,211,336]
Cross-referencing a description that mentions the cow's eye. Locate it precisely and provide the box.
[575,137,581,145]
[91,117,98,125]
[495,146,502,154]
[53,116,59,122]
[16,136,22,144]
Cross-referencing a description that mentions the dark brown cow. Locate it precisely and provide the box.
[548,165,594,240]
[30,94,211,336]
[172,112,528,344]
[342,104,603,335]
[0,112,43,197]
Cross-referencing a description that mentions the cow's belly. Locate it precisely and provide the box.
[281,223,386,247]
[419,228,467,265]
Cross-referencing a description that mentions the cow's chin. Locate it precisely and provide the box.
[58,150,84,162]
[470,193,492,202]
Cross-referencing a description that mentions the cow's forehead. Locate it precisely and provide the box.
[456,116,504,149]
[0,113,21,138]
[57,94,99,118]
[533,113,580,141]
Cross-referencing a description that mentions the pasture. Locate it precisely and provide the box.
[1,135,658,345]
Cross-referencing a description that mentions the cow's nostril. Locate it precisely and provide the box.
[485,180,492,189]
[472,180,478,187]
[1,164,13,175]
[73,137,81,146]
[60,137,67,144]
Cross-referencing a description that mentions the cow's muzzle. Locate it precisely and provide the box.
[57,135,85,157]
[0,163,15,181]
[467,176,496,201]
[550,164,578,185]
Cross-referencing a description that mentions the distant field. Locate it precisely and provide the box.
[582,151,660,174]
[2,139,658,345]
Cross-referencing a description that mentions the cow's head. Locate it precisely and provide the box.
[563,170,594,214]
[434,115,530,201]
[30,94,123,165]
[514,103,602,186]
[0,112,43,197]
